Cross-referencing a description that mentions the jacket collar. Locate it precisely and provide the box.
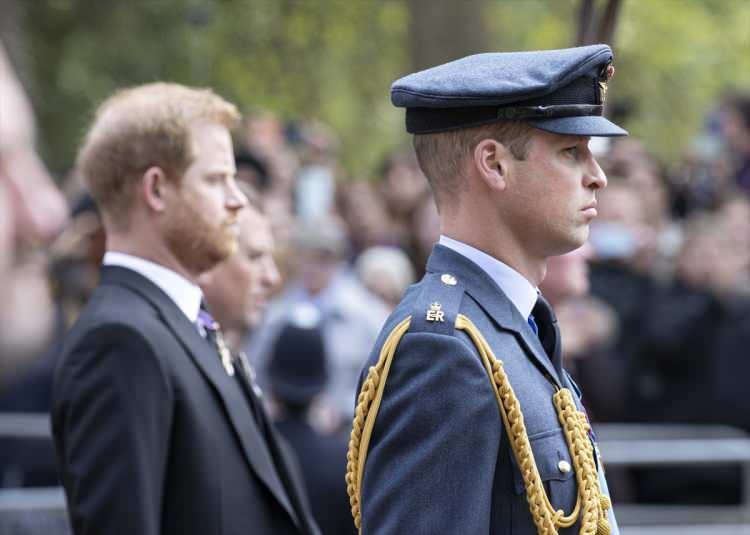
[425,245,562,386]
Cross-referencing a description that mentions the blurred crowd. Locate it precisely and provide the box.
[2,34,750,527]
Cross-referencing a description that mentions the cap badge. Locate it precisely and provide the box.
[426,302,445,322]
[599,64,615,105]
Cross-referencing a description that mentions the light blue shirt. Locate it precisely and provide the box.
[439,235,538,319]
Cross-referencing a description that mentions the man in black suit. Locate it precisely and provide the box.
[52,82,319,535]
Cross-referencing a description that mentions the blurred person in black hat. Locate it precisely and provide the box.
[52,83,319,535]
[349,45,625,534]
[268,306,356,535]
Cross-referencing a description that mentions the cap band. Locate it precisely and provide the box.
[497,104,603,120]
[406,103,604,134]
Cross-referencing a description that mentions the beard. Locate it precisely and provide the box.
[162,202,238,276]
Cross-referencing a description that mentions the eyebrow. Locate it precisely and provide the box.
[206,170,238,178]
[557,135,590,146]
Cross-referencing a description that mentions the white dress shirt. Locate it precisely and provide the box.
[439,235,538,319]
[102,251,203,323]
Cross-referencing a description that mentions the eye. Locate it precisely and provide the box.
[563,146,579,157]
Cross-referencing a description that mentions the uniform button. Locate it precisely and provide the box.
[441,273,457,286]
[558,460,572,473]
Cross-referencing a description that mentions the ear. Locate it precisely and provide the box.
[473,139,509,192]
[140,166,171,213]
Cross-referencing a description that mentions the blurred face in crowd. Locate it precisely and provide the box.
[160,122,247,275]
[721,106,750,155]
[596,181,644,227]
[338,181,391,250]
[201,206,280,332]
[298,249,341,296]
[501,131,607,257]
[540,243,592,306]
[721,197,750,257]
[413,194,440,262]
[588,181,655,264]
[380,153,429,216]
[627,168,669,228]
[677,217,726,291]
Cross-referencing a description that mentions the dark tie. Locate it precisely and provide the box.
[197,307,312,533]
[531,294,563,377]
[197,305,267,428]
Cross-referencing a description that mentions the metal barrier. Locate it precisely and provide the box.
[3,414,750,532]
[0,413,69,534]
[595,423,750,532]
[0,487,69,535]
[0,413,51,440]
[0,413,57,488]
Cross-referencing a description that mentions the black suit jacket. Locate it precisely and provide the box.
[52,266,319,535]
[274,415,356,535]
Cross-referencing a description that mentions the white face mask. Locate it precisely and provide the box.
[589,221,637,260]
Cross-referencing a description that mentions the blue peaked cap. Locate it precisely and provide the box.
[391,44,627,137]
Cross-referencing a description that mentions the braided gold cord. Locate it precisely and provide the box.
[346,317,411,530]
[345,314,611,535]
[553,390,611,535]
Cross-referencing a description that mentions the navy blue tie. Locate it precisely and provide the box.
[527,314,539,336]
[531,295,562,377]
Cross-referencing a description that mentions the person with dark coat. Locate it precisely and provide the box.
[268,307,356,535]
[51,83,319,535]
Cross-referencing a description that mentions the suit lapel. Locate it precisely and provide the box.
[100,266,301,529]
[426,246,562,387]
[161,312,301,528]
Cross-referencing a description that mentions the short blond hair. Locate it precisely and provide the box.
[413,120,533,208]
[77,82,240,228]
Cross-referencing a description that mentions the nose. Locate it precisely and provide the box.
[225,177,247,212]
[583,156,607,190]
[261,256,281,290]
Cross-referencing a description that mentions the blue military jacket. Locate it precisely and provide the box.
[357,245,617,534]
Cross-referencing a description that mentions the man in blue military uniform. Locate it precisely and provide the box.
[346,45,626,534]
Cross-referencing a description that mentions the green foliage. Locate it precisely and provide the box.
[21,0,408,176]
[17,0,750,179]
[616,0,750,162]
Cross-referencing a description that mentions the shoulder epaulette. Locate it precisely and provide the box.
[408,272,465,336]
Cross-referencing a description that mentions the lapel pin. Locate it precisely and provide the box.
[214,330,235,376]
[441,273,457,286]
